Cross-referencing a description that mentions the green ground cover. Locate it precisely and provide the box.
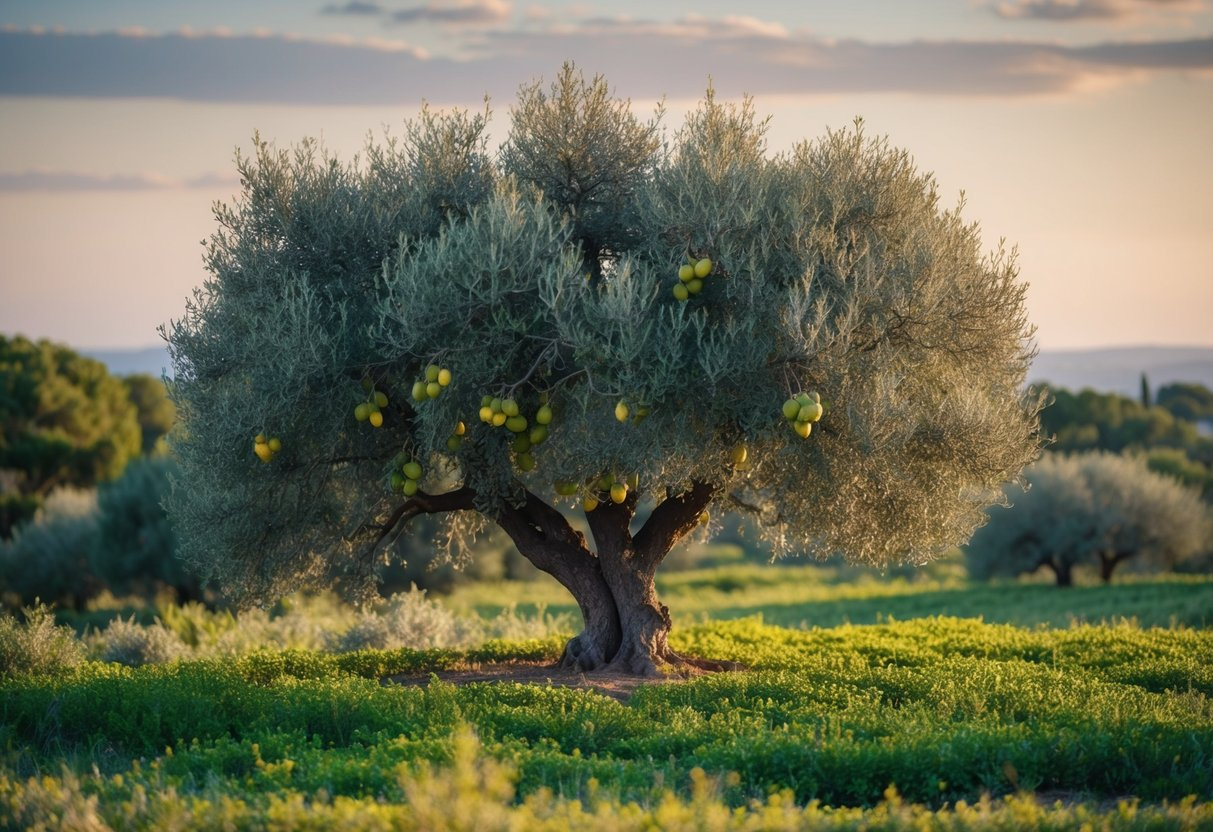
[449,562,1213,629]
[3,581,1212,829]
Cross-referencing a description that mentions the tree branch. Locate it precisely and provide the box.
[585,490,637,560]
[364,486,478,554]
[634,480,715,567]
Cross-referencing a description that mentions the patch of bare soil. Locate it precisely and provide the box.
[385,661,720,703]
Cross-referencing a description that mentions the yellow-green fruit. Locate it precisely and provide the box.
[793,420,812,439]
[796,393,812,407]
[425,364,440,383]
[694,257,713,278]
[634,405,650,423]
[412,381,428,401]
[598,474,614,490]
[374,391,389,408]
[268,437,282,453]
[402,479,419,496]
[626,473,639,489]
[516,452,536,472]
[615,400,629,422]
[490,397,503,414]
[369,411,384,428]
[254,434,266,445]
[512,434,532,454]
[492,412,507,427]
[446,435,462,452]
[479,406,494,423]
[253,442,273,463]
[731,445,748,466]
[361,378,375,393]
[437,368,452,387]
[801,401,824,422]
[481,395,493,408]
[355,403,370,422]
[505,414,528,433]
[535,404,553,425]
[686,278,703,295]
[403,461,422,480]
[678,264,695,282]
[781,398,800,420]
[555,481,578,496]
[610,482,628,504]
[390,472,405,492]
[583,496,599,512]
[699,510,710,526]
[454,421,466,436]
[425,382,441,399]
[672,283,689,301]
[502,398,519,417]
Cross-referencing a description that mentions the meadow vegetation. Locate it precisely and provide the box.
[2,574,1211,829]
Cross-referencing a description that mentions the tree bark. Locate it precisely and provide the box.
[1099,551,1127,584]
[499,482,715,675]
[384,482,718,676]
[1051,561,1074,587]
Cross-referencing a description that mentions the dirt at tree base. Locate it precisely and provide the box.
[384,660,724,703]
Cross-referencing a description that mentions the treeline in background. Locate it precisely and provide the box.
[2,332,1212,613]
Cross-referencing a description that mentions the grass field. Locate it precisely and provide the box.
[2,570,1212,830]
[450,560,1213,629]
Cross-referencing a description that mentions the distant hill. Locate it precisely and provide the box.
[86,344,1213,397]
[1028,346,1213,399]
[85,346,172,378]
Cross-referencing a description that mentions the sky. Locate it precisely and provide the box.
[0,0,1210,352]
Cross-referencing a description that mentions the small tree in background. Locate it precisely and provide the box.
[0,487,100,608]
[122,374,177,456]
[1156,382,1213,425]
[91,456,198,601]
[165,65,1041,675]
[966,452,1212,586]
[0,335,141,538]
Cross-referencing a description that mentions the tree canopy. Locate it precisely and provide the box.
[0,334,141,538]
[966,451,1211,586]
[122,374,176,456]
[165,66,1042,674]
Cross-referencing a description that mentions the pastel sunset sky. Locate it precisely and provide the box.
[1,0,1210,351]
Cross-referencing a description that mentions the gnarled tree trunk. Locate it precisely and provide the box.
[1050,560,1073,587]
[495,482,715,676]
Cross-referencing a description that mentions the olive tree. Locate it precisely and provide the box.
[966,451,1212,586]
[165,66,1041,675]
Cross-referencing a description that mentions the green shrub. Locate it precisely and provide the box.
[91,457,200,600]
[93,616,186,666]
[0,488,100,607]
[0,603,84,676]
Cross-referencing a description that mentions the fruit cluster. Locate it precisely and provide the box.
[671,256,714,302]
[614,399,650,424]
[252,433,282,463]
[479,394,554,472]
[412,364,452,402]
[445,421,466,452]
[354,379,390,428]
[390,458,425,496]
[781,392,824,438]
[579,472,638,511]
